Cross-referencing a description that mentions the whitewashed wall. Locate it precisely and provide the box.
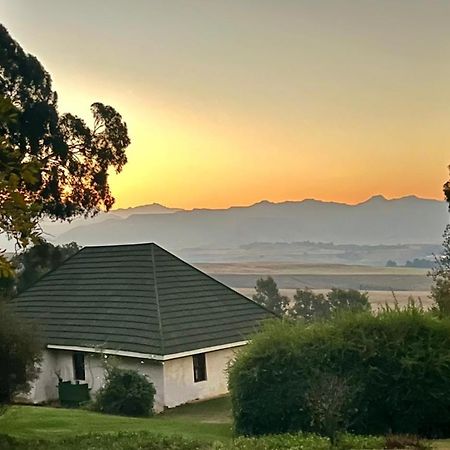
[26,349,165,412]
[163,346,243,408]
[23,350,58,404]
[25,345,244,411]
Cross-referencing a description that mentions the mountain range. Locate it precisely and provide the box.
[38,195,448,258]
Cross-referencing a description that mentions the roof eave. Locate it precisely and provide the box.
[46,340,248,361]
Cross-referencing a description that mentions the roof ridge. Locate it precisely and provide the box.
[11,246,86,299]
[151,242,279,318]
[150,244,165,355]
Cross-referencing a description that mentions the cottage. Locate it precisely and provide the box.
[10,243,273,411]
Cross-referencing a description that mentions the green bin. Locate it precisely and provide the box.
[58,381,90,407]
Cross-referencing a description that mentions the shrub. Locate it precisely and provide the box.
[233,433,330,450]
[305,374,353,443]
[0,432,218,450]
[228,310,450,437]
[0,305,41,404]
[385,434,432,450]
[93,367,156,417]
[335,433,384,449]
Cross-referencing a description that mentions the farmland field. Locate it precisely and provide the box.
[198,262,431,307]
[237,288,431,308]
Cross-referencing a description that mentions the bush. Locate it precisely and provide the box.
[0,305,41,404]
[0,432,218,450]
[93,367,156,417]
[335,433,384,449]
[233,433,330,450]
[385,434,432,450]
[228,310,450,437]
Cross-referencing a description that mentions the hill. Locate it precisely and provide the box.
[49,196,448,258]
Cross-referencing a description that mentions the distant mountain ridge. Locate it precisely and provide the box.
[49,195,449,256]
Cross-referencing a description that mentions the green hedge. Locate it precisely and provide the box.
[0,432,427,450]
[0,432,216,450]
[93,367,156,417]
[228,310,450,437]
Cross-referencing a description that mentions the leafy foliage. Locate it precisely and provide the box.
[431,225,450,317]
[0,432,218,450]
[289,288,327,320]
[289,288,370,321]
[94,367,156,417]
[228,310,450,437]
[0,304,41,404]
[0,431,432,450]
[232,433,331,450]
[13,241,80,294]
[0,25,130,222]
[334,433,386,450]
[305,374,353,443]
[0,97,41,279]
[252,276,288,315]
[384,434,432,450]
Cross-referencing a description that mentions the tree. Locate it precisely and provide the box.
[405,258,434,268]
[13,241,80,294]
[290,288,330,321]
[386,259,397,267]
[0,24,130,228]
[430,225,450,317]
[0,304,41,404]
[444,166,450,207]
[327,288,371,314]
[253,276,289,315]
[290,288,370,321]
[0,96,41,278]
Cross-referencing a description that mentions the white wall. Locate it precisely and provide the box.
[81,353,165,412]
[21,350,59,404]
[26,345,244,411]
[26,349,165,412]
[163,346,243,408]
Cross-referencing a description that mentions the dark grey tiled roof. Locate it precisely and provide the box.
[10,243,274,356]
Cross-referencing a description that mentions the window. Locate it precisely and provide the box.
[193,353,207,382]
[73,352,85,380]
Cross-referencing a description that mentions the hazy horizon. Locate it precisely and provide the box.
[111,193,444,212]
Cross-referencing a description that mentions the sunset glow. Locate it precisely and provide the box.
[2,0,449,209]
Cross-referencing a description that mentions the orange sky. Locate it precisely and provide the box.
[1,1,450,209]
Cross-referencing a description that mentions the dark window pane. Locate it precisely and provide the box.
[73,352,85,380]
[193,353,207,382]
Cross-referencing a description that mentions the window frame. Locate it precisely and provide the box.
[192,352,207,383]
[72,352,86,381]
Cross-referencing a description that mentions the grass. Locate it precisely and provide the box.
[0,397,232,443]
[3,398,450,448]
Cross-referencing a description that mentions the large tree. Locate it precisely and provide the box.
[0,24,130,233]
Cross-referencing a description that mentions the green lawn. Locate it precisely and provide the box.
[0,397,232,443]
[2,398,450,449]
